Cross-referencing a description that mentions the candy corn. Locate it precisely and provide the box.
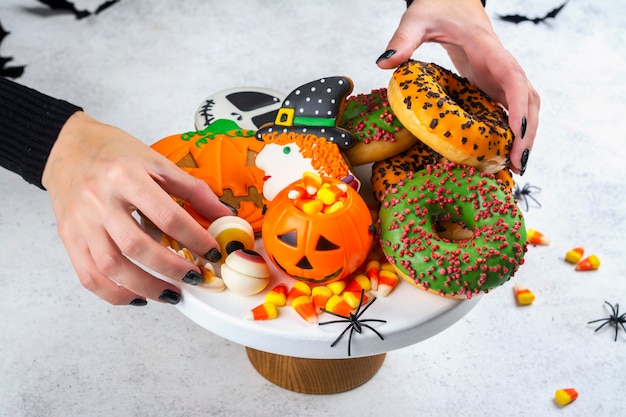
[527,228,550,245]
[324,295,353,317]
[198,263,226,292]
[564,247,584,264]
[343,290,370,309]
[265,283,288,307]
[294,198,324,215]
[322,200,345,214]
[312,286,333,314]
[344,274,371,294]
[554,388,578,406]
[291,295,318,324]
[316,184,345,205]
[287,184,308,200]
[303,171,323,195]
[286,281,311,305]
[377,269,399,297]
[326,280,346,295]
[576,254,601,271]
[514,283,535,306]
[246,302,278,321]
[365,260,380,291]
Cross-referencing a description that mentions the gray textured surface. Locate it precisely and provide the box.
[1,1,625,416]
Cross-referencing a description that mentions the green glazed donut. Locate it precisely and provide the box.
[378,162,527,298]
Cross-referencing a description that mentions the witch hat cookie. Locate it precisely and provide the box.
[256,77,356,150]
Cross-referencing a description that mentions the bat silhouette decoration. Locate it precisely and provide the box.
[0,20,26,79]
[34,0,122,20]
[498,1,568,24]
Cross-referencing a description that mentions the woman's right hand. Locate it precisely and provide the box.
[42,112,234,306]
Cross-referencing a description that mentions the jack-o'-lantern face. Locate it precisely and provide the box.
[151,122,267,232]
[262,175,373,284]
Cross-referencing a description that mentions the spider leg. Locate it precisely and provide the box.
[330,324,353,348]
[526,193,542,208]
[319,308,350,320]
[588,319,611,332]
[361,323,385,341]
[347,327,355,356]
[605,301,618,317]
[518,195,529,211]
[354,296,378,319]
[359,319,387,324]
[319,319,350,326]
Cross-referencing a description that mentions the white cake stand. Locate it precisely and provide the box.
[154,165,481,393]
[173,238,480,394]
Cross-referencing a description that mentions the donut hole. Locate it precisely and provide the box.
[433,216,473,242]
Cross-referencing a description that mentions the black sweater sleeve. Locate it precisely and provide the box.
[0,77,82,189]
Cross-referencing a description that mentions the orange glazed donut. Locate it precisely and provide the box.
[388,60,514,174]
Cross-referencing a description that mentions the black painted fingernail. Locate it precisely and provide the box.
[376,49,396,64]
[220,200,238,215]
[182,270,203,285]
[159,289,181,305]
[129,298,148,307]
[520,149,530,176]
[520,117,527,139]
[204,248,222,263]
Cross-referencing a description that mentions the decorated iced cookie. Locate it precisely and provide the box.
[151,124,268,232]
[194,87,286,131]
[256,77,356,150]
[255,76,360,200]
[256,132,360,201]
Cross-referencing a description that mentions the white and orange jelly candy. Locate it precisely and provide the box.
[302,171,323,195]
[246,302,278,321]
[514,283,535,305]
[286,281,312,305]
[324,295,353,316]
[265,283,288,307]
[326,279,346,296]
[344,274,371,294]
[343,290,370,309]
[207,215,255,261]
[220,249,270,295]
[564,247,584,264]
[291,295,317,324]
[555,388,578,406]
[312,286,333,314]
[316,184,346,205]
[527,228,550,245]
[377,269,399,297]
[576,254,601,271]
[365,260,380,291]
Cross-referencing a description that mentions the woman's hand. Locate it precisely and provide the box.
[377,0,540,175]
[42,112,233,305]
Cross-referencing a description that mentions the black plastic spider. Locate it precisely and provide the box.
[587,301,626,342]
[319,290,386,356]
[513,183,542,211]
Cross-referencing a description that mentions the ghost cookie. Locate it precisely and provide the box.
[194,87,286,131]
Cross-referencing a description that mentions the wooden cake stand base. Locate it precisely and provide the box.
[246,347,387,394]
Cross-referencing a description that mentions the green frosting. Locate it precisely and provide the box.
[378,163,527,298]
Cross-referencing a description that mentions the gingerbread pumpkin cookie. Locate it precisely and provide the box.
[151,121,268,232]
